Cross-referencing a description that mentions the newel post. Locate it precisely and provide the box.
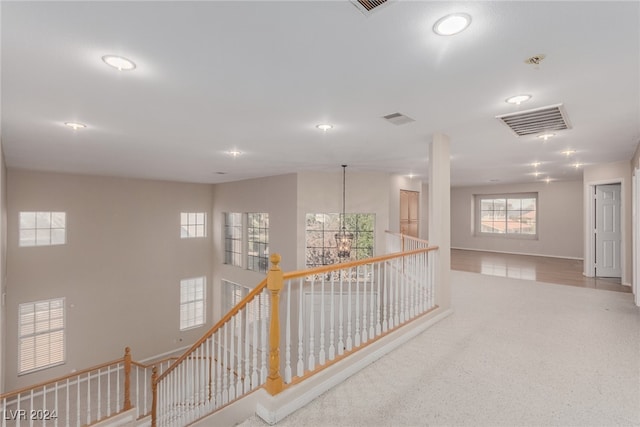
[123,347,132,411]
[151,367,158,427]
[266,253,284,395]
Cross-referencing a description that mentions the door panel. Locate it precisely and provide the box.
[596,184,622,277]
[400,190,419,237]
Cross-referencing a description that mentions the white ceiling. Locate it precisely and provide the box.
[2,1,639,186]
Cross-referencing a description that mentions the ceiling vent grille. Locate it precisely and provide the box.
[382,112,415,126]
[496,103,571,137]
[351,0,390,15]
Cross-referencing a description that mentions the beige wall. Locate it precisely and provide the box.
[211,174,298,321]
[451,180,583,259]
[583,160,633,284]
[5,170,214,390]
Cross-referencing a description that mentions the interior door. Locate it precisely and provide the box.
[595,184,622,278]
[400,190,419,237]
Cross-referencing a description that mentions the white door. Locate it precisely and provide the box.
[595,184,622,278]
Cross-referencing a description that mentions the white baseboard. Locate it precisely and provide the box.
[452,247,583,261]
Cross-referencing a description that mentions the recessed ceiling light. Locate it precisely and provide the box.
[505,95,532,105]
[562,150,576,156]
[545,177,552,183]
[102,55,136,71]
[64,122,86,130]
[531,162,541,167]
[573,162,583,168]
[433,13,471,36]
[316,124,333,131]
[227,150,242,157]
[537,132,555,141]
[533,171,542,177]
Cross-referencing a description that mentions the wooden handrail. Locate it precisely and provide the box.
[282,246,438,281]
[156,277,269,383]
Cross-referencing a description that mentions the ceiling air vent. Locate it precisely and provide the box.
[496,103,572,137]
[382,112,415,126]
[351,0,391,16]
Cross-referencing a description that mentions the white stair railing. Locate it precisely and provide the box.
[279,245,437,385]
[0,349,133,427]
[151,237,437,427]
[152,285,270,427]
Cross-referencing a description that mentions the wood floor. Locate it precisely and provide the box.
[451,249,631,293]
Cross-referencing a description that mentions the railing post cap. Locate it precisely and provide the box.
[270,253,281,267]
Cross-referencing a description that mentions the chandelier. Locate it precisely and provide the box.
[335,165,354,260]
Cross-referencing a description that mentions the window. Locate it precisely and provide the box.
[181,212,207,238]
[475,193,537,237]
[247,213,269,273]
[19,298,65,374]
[19,212,66,247]
[305,213,375,268]
[224,213,243,267]
[180,277,206,330]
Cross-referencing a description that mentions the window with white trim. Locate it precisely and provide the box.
[19,212,66,247]
[180,212,207,238]
[180,277,206,330]
[305,213,375,268]
[247,213,269,273]
[475,193,538,237]
[224,213,243,267]
[19,298,65,374]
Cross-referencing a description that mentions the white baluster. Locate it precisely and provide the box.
[54,382,59,427]
[2,396,6,427]
[319,275,326,365]
[251,303,259,389]
[369,263,375,339]
[216,331,222,407]
[223,323,229,405]
[76,376,80,427]
[16,393,21,427]
[65,378,71,427]
[399,256,406,324]
[237,311,243,398]
[297,279,304,376]
[97,369,102,421]
[206,338,212,411]
[285,281,292,382]
[116,364,120,413]
[362,264,369,343]
[308,276,316,370]
[260,291,268,384]
[329,274,336,360]
[29,390,33,427]
[244,307,251,392]
[86,373,91,426]
[355,265,361,347]
[392,258,400,327]
[386,261,393,330]
[376,262,382,336]
[338,272,344,356]
[346,268,353,351]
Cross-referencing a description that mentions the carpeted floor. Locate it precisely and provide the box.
[239,270,640,426]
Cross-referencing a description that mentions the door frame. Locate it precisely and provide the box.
[584,178,626,281]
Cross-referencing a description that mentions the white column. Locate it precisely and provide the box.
[428,133,451,309]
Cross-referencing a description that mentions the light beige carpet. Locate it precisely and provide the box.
[239,270,640,426]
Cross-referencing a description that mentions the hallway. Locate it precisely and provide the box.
[451,249,629,293]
